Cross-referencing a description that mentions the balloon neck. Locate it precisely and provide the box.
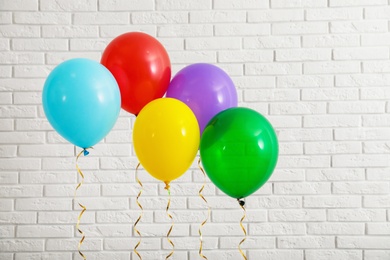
[83,149,89,156]
[237,198,245,207]
[164,181,171,191]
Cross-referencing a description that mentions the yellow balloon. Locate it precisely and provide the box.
[133,98,200,186]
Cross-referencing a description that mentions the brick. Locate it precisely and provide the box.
[304,61,360,74]
[0,145,17,157]
[0,239,44,252]
[269,209,326,222]
[303,34,360,47]
[278,236,335,249]
[367,223,390,234]
[0,225,14,237]
[73,198,128,210]
[46,238,102,251]
[40,0,97,11]
[0,0,38,10]
[363,141,390,153]
[220,236,275,249]
[99,25,156,38]
[42,25,99,38]
[246,63,302,76]
[244,36,301,49]
[38,211,95,224]
[190,11,246,23]
[215,23,270,36]
[334,47,389,60]
[277,129,333,141]
[331,20,388,33]
[361,87,390,100]
[248,9,303,22]
[307,169,365,181]
[14,12,71,24]
[305,141,361,154]
[186,37,241,50]
[304,115,361,128]
[328,209,386,221]
[0,212,36,224]
[0,199,13,211]
[15,253,72,260]
[333,154,389,167]
[158,24,213,37]
[307,223,364,235]
[333,182,390,194]
[0,25,40,38]
[302,88,359,101]
[248,250,304,260]
[0,158,41,170]
[305,250,362,260]
[0,172,18,184]
[336,74,390,87]
[0,52,44,64]
[12,39,68,51]
[73,12,129,25]
[273,22,328,35]
[364,251,390,260]
[133,11,188,24]
[276,48,331,61]
[250,223,306,235]
[219,50,273,63]
[364,195,390,208]
[169,50,216,64]
[271,102,326,115]
[306,8,362,20]
[20,171,76,184]
[17,225,73,238]
[274,182,331,195]
[271,0,327,8]
[156,0,211,10]
[304,196,361,208]
[16,198,72,211]
[104,237,161,251]
[330,0,387,6]
[335,128,390,141]
[0,185,42,197]
[99,0,154,11]
[337,236,390,249]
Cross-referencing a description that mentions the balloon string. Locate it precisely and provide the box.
[165,187,175,259]
[134,162,143,260]
[237,199,247,260]
[74,148,91,260]
[197,158,210,260]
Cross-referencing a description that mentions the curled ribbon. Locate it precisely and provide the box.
[133,162,143,260]
[74,148,91,260]
[164,186,175,259]
[198,158,210,260]
[237,198,247,260]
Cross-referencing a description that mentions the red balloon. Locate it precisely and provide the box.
[101,32,171,115]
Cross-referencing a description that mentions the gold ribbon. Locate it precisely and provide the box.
[134,162,143,260]
[197,158,210,260]
[164,186,175,259]
[74,148,91,260]
[237,199,247,260]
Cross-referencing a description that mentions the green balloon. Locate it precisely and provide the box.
[200,107,278,199]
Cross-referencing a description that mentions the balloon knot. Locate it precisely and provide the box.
[238,198,245,207]
[83,149,89,156]
[164,181,171,191]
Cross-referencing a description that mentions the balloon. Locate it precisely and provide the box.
[200,107,278,199]
[133,98,200,186]
[166,63,237,134]
[101,32,171,116]
[42,58,121,149]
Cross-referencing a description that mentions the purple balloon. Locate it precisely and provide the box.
[166,63,238,134]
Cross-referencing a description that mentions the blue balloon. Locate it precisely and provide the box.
[42,58,121,148]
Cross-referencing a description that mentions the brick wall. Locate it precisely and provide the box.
[1,0,390,259]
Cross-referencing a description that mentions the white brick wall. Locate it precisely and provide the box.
[0,0,389,259]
